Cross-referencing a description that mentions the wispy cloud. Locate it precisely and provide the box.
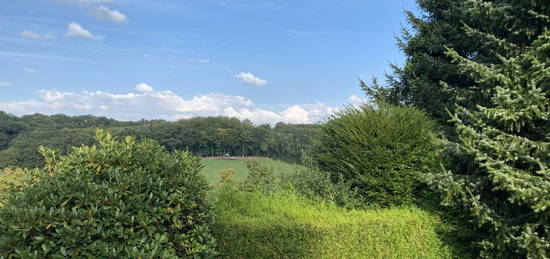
[189,58,211,64]
[0,82,13,87]
[0,83,342,124]
[93,5,128,23]
[66,23,103,40]
[24,68,39,73]
[0,51,95,64]
[348,95,368,106]
[235,72,267,86]
[19,30,56,40]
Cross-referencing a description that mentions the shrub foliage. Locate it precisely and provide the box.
[314,104,440,206]
[0,130,217,257]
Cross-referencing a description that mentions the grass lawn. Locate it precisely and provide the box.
[201,158,297,185]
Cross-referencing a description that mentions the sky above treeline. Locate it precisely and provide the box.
[0,0,419,124]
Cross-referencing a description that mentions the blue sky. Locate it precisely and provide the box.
[0,0,419,124]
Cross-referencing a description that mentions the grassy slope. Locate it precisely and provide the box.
[201,159,296,184]
[211,188,455,259]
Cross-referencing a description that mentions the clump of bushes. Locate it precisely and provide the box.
[314,104,440,206]
[0,130,217,257]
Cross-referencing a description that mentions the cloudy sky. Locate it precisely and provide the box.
[0,0,418,124]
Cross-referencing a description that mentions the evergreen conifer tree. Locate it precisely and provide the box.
[367,0,550,257]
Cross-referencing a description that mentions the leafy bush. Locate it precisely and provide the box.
[0,130,217,257]
[239,157,364,209]
[240,161,279,192]
[218,168,237,185]
[284,164,365,209]
[314,104,440,206]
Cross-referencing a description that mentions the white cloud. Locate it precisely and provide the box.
[19,30,56,40]
[24,68,39,73]
[235,72,267,86]
[348,94,368,106]
[135,83,154,92]
[66,23,103,40]
[0,83,347,124]
[93,5,128,23]
[0,82,13,87]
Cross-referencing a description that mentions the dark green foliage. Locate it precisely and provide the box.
[425,28,550,258]
[0,130,217,257]
[0,128,97,169]
[370,0,550,257]
[314,104,440,207]
[365,0,549,127]
[0,114,320,169]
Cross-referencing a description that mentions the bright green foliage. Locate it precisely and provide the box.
[211,186,455,258]
[0,130,217,257]
[426,30,550,258]
[314,104,440,206]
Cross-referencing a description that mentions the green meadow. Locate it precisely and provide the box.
[201,158,296,184]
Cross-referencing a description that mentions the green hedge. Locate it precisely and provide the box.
[0,130,217,257]
[314,104,440,206]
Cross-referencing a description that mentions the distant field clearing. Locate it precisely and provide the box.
[201,158,296,185]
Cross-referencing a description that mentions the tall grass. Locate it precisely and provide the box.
[211,186,455,258]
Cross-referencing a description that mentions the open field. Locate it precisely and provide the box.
[201,158,297,185]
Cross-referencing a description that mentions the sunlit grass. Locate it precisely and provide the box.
[211,187,455,258]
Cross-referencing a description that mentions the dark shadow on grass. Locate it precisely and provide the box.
[414,186,480,258]
[212,222,321,259]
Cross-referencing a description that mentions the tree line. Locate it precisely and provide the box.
[0,112,321,169]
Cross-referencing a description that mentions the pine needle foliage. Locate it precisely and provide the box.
[0,130,217,257]
[365,0,549,256]
[426,30,550,258]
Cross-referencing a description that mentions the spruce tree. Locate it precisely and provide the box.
[366,0,550,257]
[426,30,549,257]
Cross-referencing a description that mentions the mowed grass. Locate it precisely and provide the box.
[211,187,455,259]
[201,158,296,184]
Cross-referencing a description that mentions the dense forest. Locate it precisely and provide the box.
[0,111,320,168]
